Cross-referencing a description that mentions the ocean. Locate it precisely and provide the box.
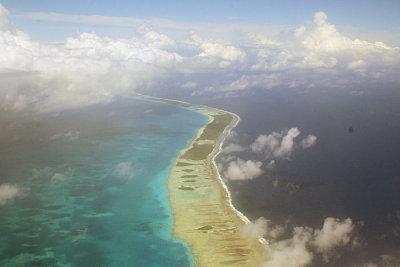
[208,86,400,266]
[0,97,208,266]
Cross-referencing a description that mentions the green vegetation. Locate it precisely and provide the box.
[178,186,195,191]
[182,144,214,160]
[181,174,198,178]
[176,162,193,167]
[196,225,213,231]
[196,114,233,141]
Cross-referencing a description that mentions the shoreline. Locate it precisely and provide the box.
[133,94,266,266]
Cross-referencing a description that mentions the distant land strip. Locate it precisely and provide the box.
[133,93,266,266]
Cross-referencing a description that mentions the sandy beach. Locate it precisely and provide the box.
[134,94,265,266]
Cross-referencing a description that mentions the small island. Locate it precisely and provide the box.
[135,94,265,266]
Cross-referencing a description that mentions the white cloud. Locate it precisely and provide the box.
[113,162,134,180]
[251,132,282,153]
[0,4,256,113]
[263,226,314,267]
[0,5,399,114]
[206,75,249,91]
[313,11,328,27]
[250,11,400,89]
[222,143,247,154]
[312,217,355,253]
[300,135,317,149]
[205,73,281,93]
[251,216,362,267]
[225,130,239,142]
[242,217,268,240]
[219,155,236,163]
[0,4,186,113]
[137,24,176,48]
[224,158,263,181]
[0,31,181,112]
[251,128,317,160]
[0,184,21,205]
[273,128,301,158]
[191,33,247,64]
[0,3,13,32]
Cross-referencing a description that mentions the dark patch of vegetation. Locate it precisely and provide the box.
[176,162,193,167]
[178,186,195,191]
[196,225,213,231]
[181,174,198,178]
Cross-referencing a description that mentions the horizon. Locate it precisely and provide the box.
[1,1,400,267]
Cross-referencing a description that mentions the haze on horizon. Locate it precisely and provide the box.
[1,1,400,266]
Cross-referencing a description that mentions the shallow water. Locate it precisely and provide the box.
[0,97,208,266]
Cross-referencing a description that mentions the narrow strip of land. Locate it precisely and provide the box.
[134,94,265,266]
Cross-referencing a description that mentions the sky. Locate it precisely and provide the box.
[1,0,400,44]
[1,1,400,266]
[1,0,399,113]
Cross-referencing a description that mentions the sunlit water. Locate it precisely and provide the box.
[0,97,207,266]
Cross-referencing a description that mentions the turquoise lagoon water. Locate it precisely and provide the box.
[0,97,208,266]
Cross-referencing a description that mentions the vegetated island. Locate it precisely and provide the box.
[134,94,265,266]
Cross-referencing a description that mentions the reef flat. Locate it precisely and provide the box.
[134,94,265,266]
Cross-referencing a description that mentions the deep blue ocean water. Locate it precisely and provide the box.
[207,86,400,266]
[0,97,207,266]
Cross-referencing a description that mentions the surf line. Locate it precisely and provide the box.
[133,93,266,266]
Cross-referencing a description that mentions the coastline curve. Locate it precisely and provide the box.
[133,94,266,266]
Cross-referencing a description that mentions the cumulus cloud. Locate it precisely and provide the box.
[224,158,263,180]
[190,33,247,65]
[242,217,268,240]
[251,132,282,153]
[242,217,286,241]
[264,226,314,267]
[0,4,13,32]
[0,30,181,112]
[0,4,186,113]
[113,162,134,180]
[0,184,21,205]
[1,5,399,112]
[273,128,301,158]
[138,24,176,48]
[252,11,400,76]
[0,3,255,113]
[250,128,317,160]
[244,216,361,267]
[313,217,355,253]
[300,134,317,149]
